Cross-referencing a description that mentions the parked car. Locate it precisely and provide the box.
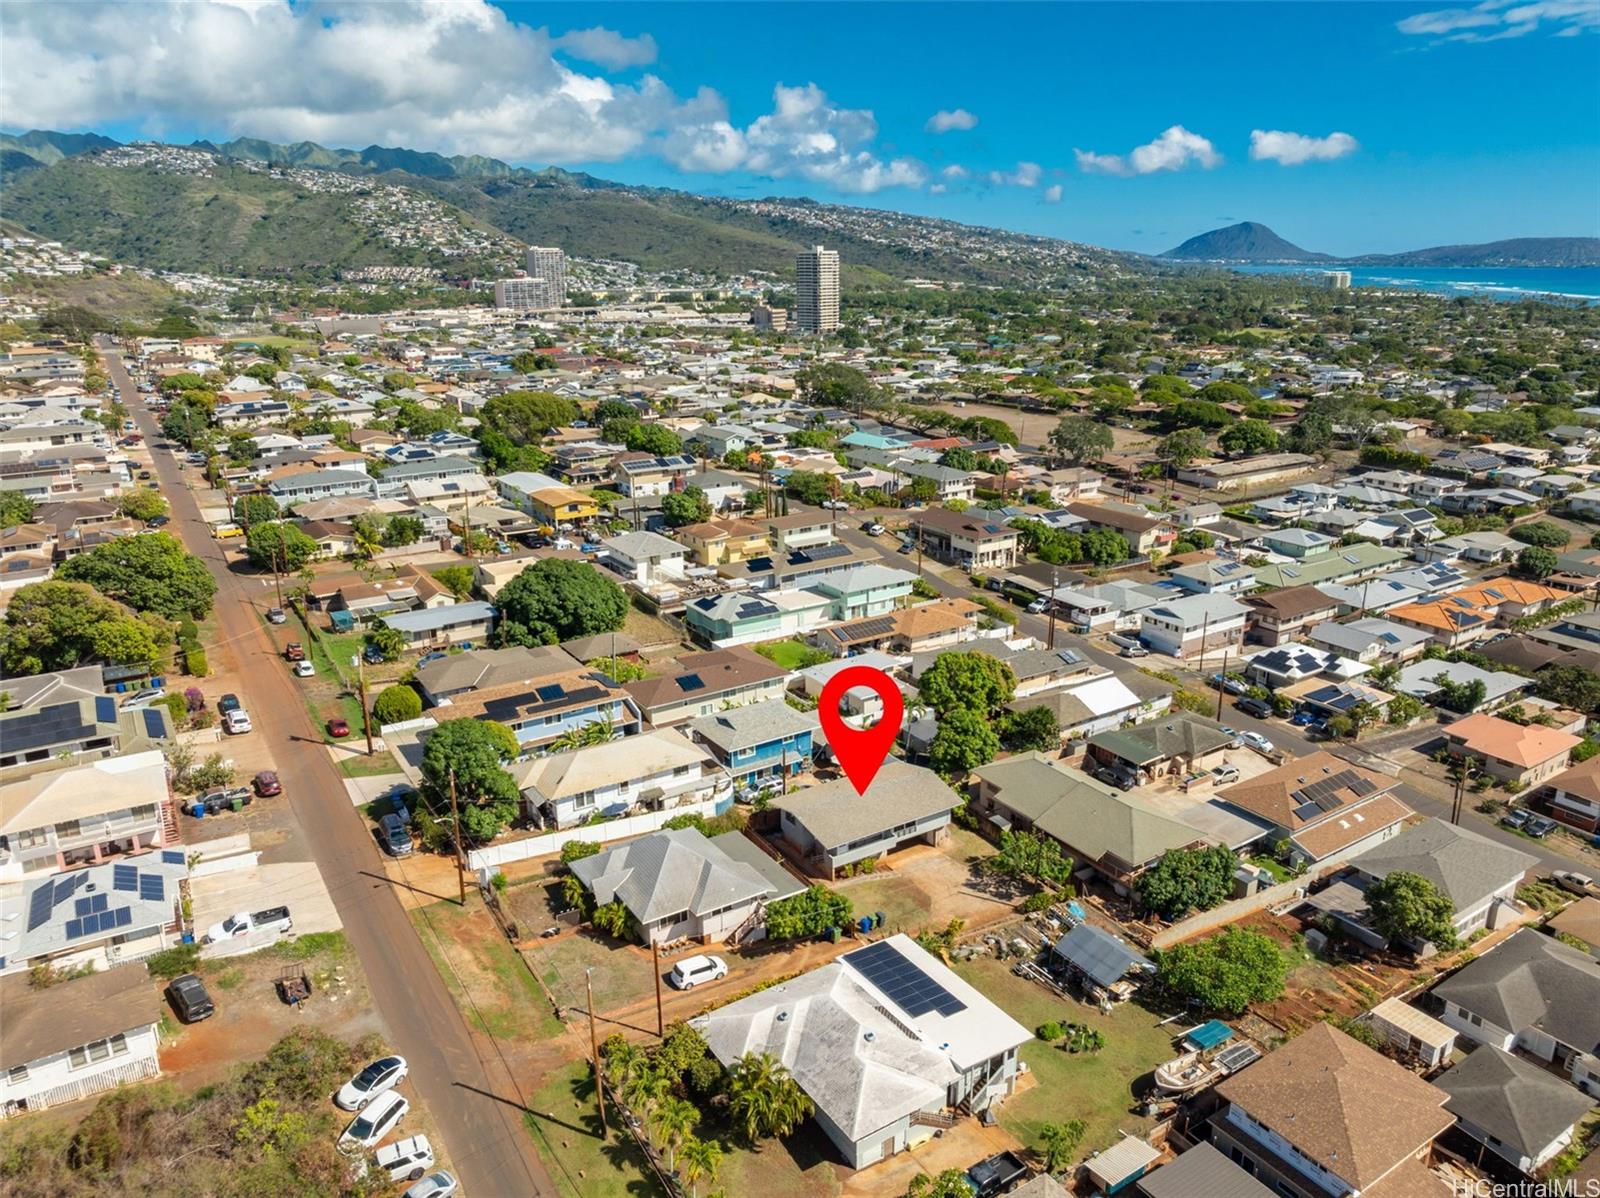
[294,660,315,677]
[146,514,169,527]
[166,973,215,1023]
[266,607,287,625]
[1235,697,1274,719]
[1526,815,1558,838]
[1025,598,1049,614]
[668,954,729,990]
[1289,710,1319,727]
[375,1135,434,1183]
[284,641,305,661]
[222,709,253,734]
[1096,765,1138,791]
[217,693,241,715]
[336,1055,410,1111]
[362,644,386,665]
[338,1090,409,1153]
[417,651,449,667]
[897,540,915,554]
[120,689,164,709]
[1501,808,1532,830]
[1554,870,1600,897]
[403,1172,458,1198]
[865,522,885,536]
[1211,673,1249,696]
[1240,730,1273,754]
[253,770,281,797]
[1118,645,1149,658]
[378,813,413,857]
[1211,763,1240,785]
[194,786,251,815]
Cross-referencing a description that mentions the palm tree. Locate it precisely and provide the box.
[551,716,615,752]
[622,1067,669,1123]
[602,1041,639,1090]
[679,1135,723,1198]
[650,1096,697,1170]
[726,1052,812,1144]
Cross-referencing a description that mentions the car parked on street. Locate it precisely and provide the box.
[375,1135,434,1183]
[1211,673,1249,696]
[266,607,287,625]
[1526,815,1558,838]
[336,1055,410,1111]
[328,717,350,738]
[338,1090,409,1153]
[253,770,281,797]
[294,660,315,677]
[1235,697,1274,719]
[668,954,728,990]
[1501,808,1532,831]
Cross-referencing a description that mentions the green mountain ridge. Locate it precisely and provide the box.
[1161,220,1600,269]
[1160,221,1330,263]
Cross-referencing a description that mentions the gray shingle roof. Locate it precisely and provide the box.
[1348,818,1537,914]
[569,827,774,923]
[1435,1045,1593,1158]
[773,762,957,850]
[1433,929,1600,1052]
[688,699,817,753]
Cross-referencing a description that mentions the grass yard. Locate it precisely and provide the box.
[951,956,1175,1163]
[522,932,660,1017]
[409,898,565,1043]
[338,751,404,779]
[833,873,936,933]
[1248,854,1293,884]
[753,638,832,671]
[526,1062,670,1198]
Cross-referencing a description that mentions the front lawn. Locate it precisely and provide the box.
[409,897,565,1042]
[521,932,660,1017]
[951,956,1175,1164]
[753,638,832,671]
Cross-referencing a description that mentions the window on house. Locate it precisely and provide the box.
[67,1034,128,1069]
[7,1064,28,1084]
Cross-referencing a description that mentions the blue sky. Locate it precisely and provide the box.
[5,1,1596,255]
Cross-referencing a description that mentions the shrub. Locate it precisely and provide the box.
[146,944,202,980]
[765,885,853,939]
[591,899,631,940]
[372,685,422,727]
[1036,1021,1064,1042]
[560,840,602,865]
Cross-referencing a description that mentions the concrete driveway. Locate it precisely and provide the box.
[193,859,342,958]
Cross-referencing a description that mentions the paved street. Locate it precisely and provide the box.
[103,342,557,1198]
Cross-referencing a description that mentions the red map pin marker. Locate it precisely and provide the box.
[818,665,904,796]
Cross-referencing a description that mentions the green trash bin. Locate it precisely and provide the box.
[231,798,244,813]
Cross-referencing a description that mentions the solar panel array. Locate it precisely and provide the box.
[1289,769,1377,822]
[141,708,167,738]
[5,702,97,754]
[139,875,165,902]
[1216,1042,1262,1074]
[161,850,185,865]
[535,684,566,702]
[113,864,139,892]
[844,941,967,1018]
[74,893,109,917]
[676,673,706,693]
[65,906,133,940]
[94,696,118,722]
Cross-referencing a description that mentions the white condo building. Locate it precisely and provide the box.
[493,277,547,310]
[525,246,567,305]
[795,244,840,333]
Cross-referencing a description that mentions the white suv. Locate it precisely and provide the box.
[375,1134,434,1182]
[669,954,729,990]
[223,709,252,734]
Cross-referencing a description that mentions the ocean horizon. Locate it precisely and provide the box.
[1227,263,1600,304]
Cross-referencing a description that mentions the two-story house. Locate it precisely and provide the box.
[772,763,958,878]
[675,518,771,566]
[612,453,696,497]
[0,751,177,882]
[0,698,173,782]
[438,666,642,752]
[513,727,731,830]
[689,699,817,787]
[1215,752,1413,868]
[600,531,688,586]
[914,506,1019,571]
[624,647,789,727]
[1064,501,1174,557]
[1243,586,1341,647]
[1138,594,1249,661]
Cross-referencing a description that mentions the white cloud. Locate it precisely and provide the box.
[929,183,949,195]
[1074,126,1220,176]
[941,164,969,180]
[987,161,1042,188]
[0,1,923,193]
[1397,0,1598,41]
[925,108,978,133]
[552,26,658,69]
[664,83,927,193]
[1043,184,1063,203]
[1249,129,1359,165]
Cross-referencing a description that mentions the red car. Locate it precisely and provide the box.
[253,770,282,797]
[328,717,351,738]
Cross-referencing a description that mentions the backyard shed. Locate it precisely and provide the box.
[1086,1133,1162,1194]
[1051,923,1150,990]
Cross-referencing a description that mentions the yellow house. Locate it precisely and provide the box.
[528,486,600,526]
[676,518,771,566]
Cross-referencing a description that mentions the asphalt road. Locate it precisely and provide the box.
[102,343,556,1198]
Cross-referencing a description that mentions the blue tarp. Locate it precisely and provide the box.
[1184,1020,1234,1051]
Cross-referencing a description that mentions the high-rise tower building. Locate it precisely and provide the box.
[525,246,567,305]
[795,244,840,333]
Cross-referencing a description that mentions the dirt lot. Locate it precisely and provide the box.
[830,827,1006,936]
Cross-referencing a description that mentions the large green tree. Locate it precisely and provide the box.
[1536,664,1600,712]
[430,564,477,601]
[985,829,1074,888]
[245,521,319,572]
[118,490,169,523]
[1157,428,1208,475]
[1138,845,1239,921]
[625,423,683,456]
[1217,419,1279,458]
[480,390,576,443]
[494,559,627,647]
[1156,927,1287,1015]
[928,706,1000,776]
[661,486,713,528]
[1365,871,1458,949]
[233,493,281,529]
[795,362,884,414]
[781,470,835,507]
[419,718,521,843]
[917,651,1016,716]
[0,581,164,675]
[1049,415,1114,464]
[57,532,216,619]
[0,492,36,528]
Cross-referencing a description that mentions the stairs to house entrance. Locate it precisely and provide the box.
[159,800,180,846]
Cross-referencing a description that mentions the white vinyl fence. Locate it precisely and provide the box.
[467,795,733,870]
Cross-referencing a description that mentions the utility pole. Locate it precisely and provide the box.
[1215,648,1228,721]
[271,540,285,611]
[586,969,608,1139]
[1046,568,1059,650]
[780,745,790,795]
[1196,610,1211,676]
[915,521,924,579]
[448,768,466,906]
[651,941,664,1039]
[352,654,374,756]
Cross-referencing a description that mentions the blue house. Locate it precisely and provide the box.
[688,699,818,787]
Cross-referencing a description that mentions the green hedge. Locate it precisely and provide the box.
[185,647,209,677]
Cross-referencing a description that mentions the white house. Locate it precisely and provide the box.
[1435,1045,1594,1174]
[513,727,732,830]
[0,751,177,883]
[1,965,163,1116]
[1138,594,1249,660]
[599,531,687,586]
[695,933,1031,1169]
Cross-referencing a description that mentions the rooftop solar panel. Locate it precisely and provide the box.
[141,708,166,737]
[27,886,53,932]
[1293,801,1323,822]
[676,673,705,693]
[534,684,566,702]
[1217,1042,1262,1074]
[138,875,165,902]
[114,906,132,928]
[844,940,966,1018]
[65,918,83,940]
[4,703,97,754]
[113,865,138,892]
[161,850,184,865]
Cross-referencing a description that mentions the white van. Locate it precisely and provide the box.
[668,954,728,990]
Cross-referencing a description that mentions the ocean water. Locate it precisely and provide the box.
[1228,263,1600,304]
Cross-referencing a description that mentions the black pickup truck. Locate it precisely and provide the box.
[167,973,215,1023]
